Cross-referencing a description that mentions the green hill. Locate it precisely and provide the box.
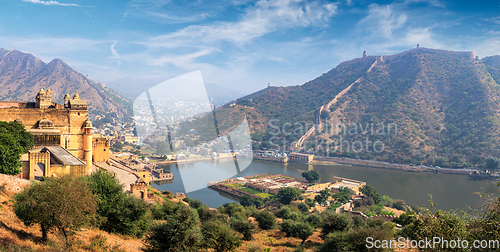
[178,48,500,167]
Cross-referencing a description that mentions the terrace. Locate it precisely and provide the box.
[208,173,308,199]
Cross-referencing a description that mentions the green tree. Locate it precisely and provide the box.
[230,218,254,241]
[486,156,500,170]
[112,141,123,150]
[291,222,313,244]
[332,187,353,204]
[321,212,353,238]
[319,231,352,252]
[156,141,170,155]
[280,220,313,244]
[202,220,242,251]
[305,212,323,228]
[13,175,96,242]
[277,187,301,205]
[301,170,320,183]
[0,121,34,175]
[255,211,276,230]
[392,199,406,211]
[219,202,245,217]
[0,133,24,175]
[400,210,469,252]
[360,185,382,204]
[469,182,500,251]
[315,188,331,206]
[305,198,316,208]
[0,121,34,152]
[144,204,202,252]
[87,169,151,238]
[259,141,273,149]
[349,218,394,252]
[240,194,263,208]
[320,110,331,120]
[276,206,301,221]
[294,202,310,213]
[319,218,394,252]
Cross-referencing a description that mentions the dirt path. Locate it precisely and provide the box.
[297,57,380,147]
[96,161,137,191]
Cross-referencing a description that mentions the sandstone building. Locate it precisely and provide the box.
[0,89,94,179]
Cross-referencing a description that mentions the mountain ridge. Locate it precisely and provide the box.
[0,48,131,118]
[189,47,500,167]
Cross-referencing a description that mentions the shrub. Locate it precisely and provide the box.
[318,231,352,252]
[202,220,242,251]
[321,212,353,238]
[305,212,323,228]
[276,206,301,221]
[280,220,313,244]
[293,202,310,213]
[255,211,276,230]
[277,187,302,205]
[230,218,254,241]
[305,198,316,208]
[144,204,202,252]
[219,202,245,217]
[87,169,151,238]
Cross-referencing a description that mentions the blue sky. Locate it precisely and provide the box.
[1,0,500,95]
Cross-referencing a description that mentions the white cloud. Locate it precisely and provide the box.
[110,42,119,58]
[0,36,111,65]
[3,36,107,54]
[485,16,500,25]
[475,38,500,58]
[21,0,82,7]
[402,28,441,48]
[354,1,449,57]
[122,0,215,24]
[359,4,407,39]
[404,0,445,8]
[145,49,215,68]
[144,0,338,46]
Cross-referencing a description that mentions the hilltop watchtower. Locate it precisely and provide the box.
[363,51,367,58]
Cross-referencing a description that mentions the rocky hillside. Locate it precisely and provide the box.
[0,48,131,117]
[188,48,500,167]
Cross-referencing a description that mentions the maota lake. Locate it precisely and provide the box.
[151,159,498,212]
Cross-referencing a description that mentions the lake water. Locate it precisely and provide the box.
[151,160,498,212]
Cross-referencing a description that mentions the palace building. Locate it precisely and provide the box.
[0,88,95,179]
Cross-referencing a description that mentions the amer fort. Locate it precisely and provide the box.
[0,89,96,179]
[0,88,169,202]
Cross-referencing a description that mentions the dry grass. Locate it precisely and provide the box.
[0,190,144,252]
[383,206,405,217]
[0,185,416,252]
[237,229,324,252]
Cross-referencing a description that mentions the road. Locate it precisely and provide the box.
[96,162,137,191]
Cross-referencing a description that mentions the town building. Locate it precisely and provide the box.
[289,152,314,163]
